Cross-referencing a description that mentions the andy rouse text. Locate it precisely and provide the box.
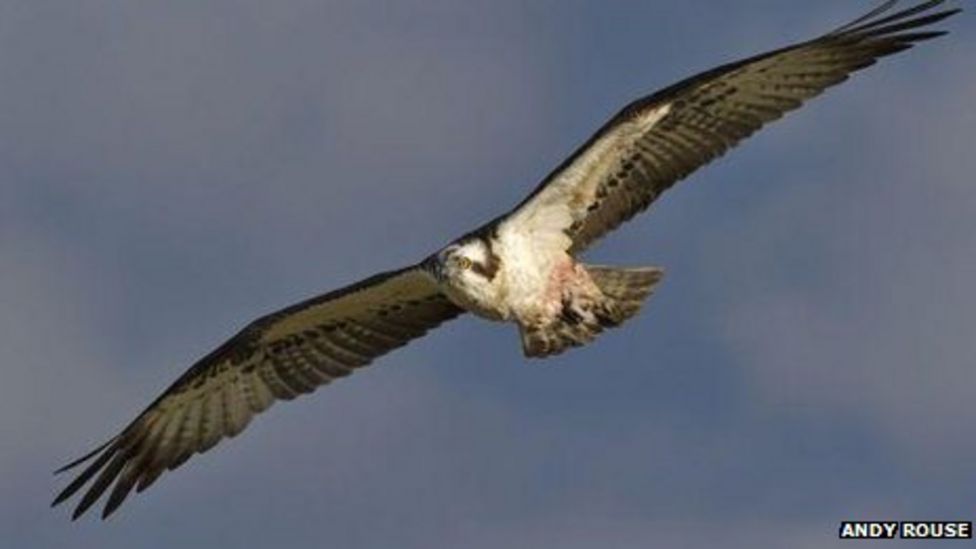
[839,521,971,540]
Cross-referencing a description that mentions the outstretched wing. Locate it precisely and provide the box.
[53,265,463,520]
[501,0,960,254]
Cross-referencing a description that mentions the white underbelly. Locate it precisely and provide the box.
[440,229,575,323]
[494,232,572,323]
[442,284,508,321]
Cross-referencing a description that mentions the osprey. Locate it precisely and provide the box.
[54,1,959,519]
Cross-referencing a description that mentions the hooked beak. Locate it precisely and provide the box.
[424,253,447,282]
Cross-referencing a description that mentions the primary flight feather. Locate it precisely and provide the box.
[53,0,960,520]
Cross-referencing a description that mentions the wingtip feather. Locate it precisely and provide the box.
[53,437,116,475]
[830,0,900,35]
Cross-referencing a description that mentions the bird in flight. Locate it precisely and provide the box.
[54,0,959,520]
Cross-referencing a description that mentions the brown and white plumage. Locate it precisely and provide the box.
[53,267,462,519]
[54,0,958,520]
[507,0,959,254]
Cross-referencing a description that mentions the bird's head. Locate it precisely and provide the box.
[432,238,499,288]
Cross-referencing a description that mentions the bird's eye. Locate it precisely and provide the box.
[456,256,472,270]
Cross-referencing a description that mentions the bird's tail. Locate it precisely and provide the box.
[519,265,664,357]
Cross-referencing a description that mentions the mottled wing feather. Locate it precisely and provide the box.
[53,265,463,520]
[503,0,959,254]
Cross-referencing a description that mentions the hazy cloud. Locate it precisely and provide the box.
[1,1,971,548]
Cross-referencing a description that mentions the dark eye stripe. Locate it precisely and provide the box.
[470,260,498,281]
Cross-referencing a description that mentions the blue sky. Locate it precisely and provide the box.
[2,1,973,547]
